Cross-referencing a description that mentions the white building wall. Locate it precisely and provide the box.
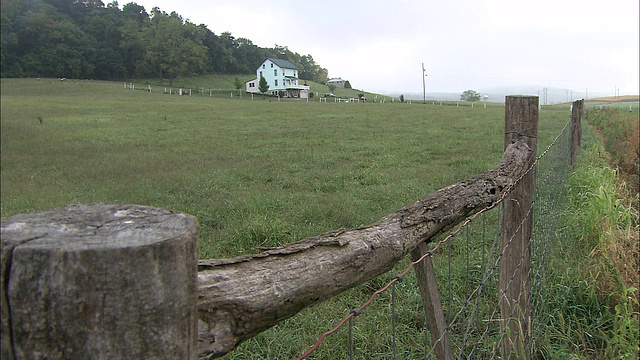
[257,59,286,92]
[245,78,258,93]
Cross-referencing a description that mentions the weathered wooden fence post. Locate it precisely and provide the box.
[569,99,584,166]
[1,204,199,360]
[500,96,538,359]
[410,243,453,360]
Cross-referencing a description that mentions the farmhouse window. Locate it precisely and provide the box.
[263,64,265,69]
[275,80,278,86]
[274,69,277,76]
[271,63,273,68]
[260,71,262,78]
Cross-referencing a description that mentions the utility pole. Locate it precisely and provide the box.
[422,63,427,104]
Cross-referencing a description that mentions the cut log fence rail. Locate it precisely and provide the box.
[1,97,582,359]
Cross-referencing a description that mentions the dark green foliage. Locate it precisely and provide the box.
[461,89,481,102]
[0,0,329,83]
[258,75,269,93]
[344,80,352,89]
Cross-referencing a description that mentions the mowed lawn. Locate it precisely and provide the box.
[1,78,569,259]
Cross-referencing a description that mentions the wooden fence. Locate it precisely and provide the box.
[1,96,583,359]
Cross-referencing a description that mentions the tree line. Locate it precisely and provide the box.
[0,0,329,86]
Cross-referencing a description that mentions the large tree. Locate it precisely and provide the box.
[17,11,96,78]
[461,89,481,102]
[143,8,207,86]
[0,0,331,83]
[85,2,126,79]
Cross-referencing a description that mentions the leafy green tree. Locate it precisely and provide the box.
[85,2,126,79]
[0,0,26,76]
[17,11,95,78]
[121,2,149,25]
[344,80,352,89]
[327,84,336,94]
[143,8,207,86]
[461,89,481,102]
[296,54,328,84]
[258,74,269,93]
[0,0,333,84]
[119,19,148,78]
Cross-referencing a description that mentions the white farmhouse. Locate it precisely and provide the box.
[245,58,310,98]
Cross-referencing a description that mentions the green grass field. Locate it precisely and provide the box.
[1,78,578,357]
[1,78,542,257]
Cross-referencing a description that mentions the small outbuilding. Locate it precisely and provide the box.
[326,78,346,88]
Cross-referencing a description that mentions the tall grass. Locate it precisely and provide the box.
[586,106,639,195]
[536,125,639,359]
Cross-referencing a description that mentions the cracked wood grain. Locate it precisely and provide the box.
[196,139,533,358]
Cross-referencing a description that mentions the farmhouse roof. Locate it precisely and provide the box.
[267,58,298,70]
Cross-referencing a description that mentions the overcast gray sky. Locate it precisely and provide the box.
[130,0,639,96]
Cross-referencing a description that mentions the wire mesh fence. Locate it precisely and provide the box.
[297,116,572,359]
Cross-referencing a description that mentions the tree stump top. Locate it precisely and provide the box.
[1,203,199,360]
[1,203,198,251]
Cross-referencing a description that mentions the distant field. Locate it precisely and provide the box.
[590,95,640,102]
[1,78,569,258]
[1,78,575,357]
